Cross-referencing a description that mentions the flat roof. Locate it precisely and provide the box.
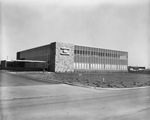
[1,60,46,63]
[17,42,128,53]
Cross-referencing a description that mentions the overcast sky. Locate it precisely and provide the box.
[1,0,150,68]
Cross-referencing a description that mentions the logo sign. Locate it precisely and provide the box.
[60,47,70,56]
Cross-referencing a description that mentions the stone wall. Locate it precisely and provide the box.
[55,42,74,72]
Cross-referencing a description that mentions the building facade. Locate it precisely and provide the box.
[17,42,128,72]
[1,60,46,71]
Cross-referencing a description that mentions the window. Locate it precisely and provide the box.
[106,53,108,57]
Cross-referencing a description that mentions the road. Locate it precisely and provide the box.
[0,71,150,120]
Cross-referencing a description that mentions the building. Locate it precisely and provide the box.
[128,66,146,72]
[17,42,128,73]
[1,60,46,71]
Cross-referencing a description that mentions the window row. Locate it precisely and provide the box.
[74,56,128,65]
[74,50,127,59]
[74,63,127,70]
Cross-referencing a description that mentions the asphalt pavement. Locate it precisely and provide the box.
[0,71,150,120]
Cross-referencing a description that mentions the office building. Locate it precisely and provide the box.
[17,42,128,72]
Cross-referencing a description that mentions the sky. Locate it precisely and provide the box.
[0,0,150,68]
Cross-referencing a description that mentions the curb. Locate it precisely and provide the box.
[64,82,150,91]
[94,86,150,91]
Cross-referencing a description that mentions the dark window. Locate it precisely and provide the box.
[80,50,82,54]
[83,51,86,55]
[82,51,84,55]
[107,53,109,57]
[93,51,95,55]
[98,52,101,56]
[106,53,108,57]
[75,50,80,54]
[85,51,88,55]
[78,50,80,54]
[74,50,77,54]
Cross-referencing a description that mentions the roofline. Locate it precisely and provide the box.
[1,60,46,63]
[17,41,128,53]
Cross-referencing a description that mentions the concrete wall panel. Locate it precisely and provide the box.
[55,42,74,72]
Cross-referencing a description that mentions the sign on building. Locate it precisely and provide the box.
[60,47,70,56]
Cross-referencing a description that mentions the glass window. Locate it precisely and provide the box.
[106,53,108,57]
